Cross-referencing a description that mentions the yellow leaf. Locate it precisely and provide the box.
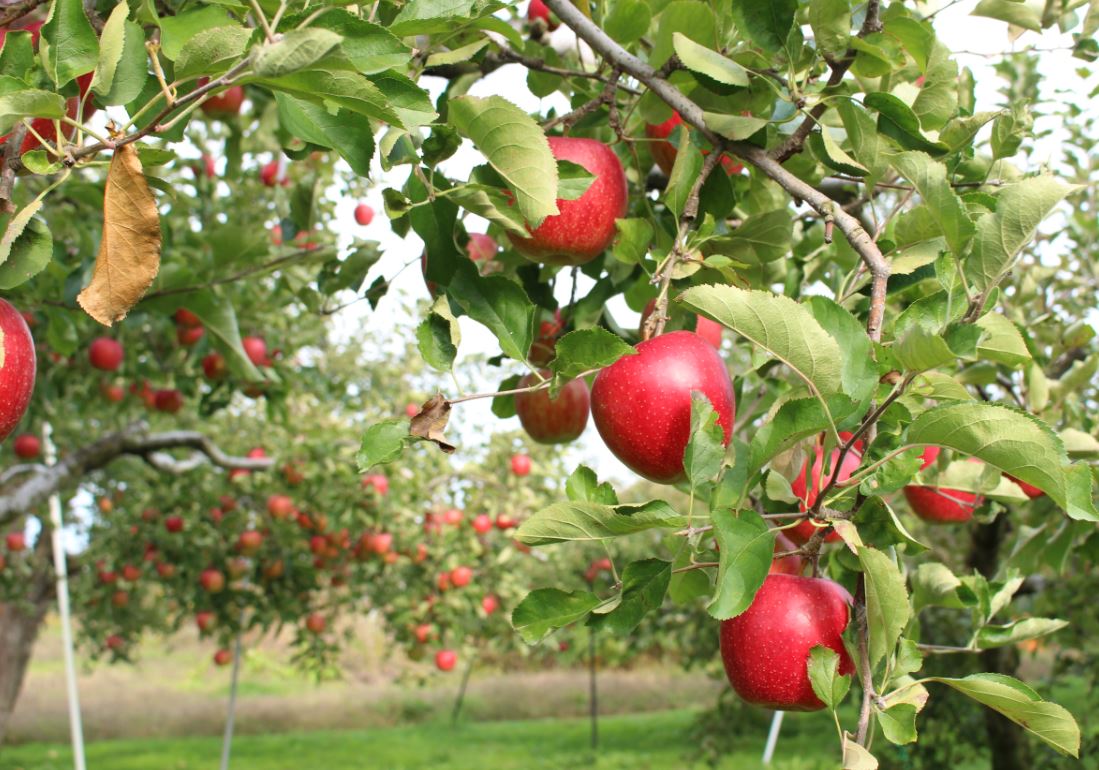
[77,143,161,325]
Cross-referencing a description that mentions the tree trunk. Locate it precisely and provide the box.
[0,566,54,745]
[967,514,1033,770]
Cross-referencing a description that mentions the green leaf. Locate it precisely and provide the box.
[808,645,852,710]
[0,30,36,81]
[837,101,887,181]
[972,0,1042,30]
[356,418,415,469]
[975,313,1031,366]
[305,11,410,74]
[809,0,851,57]
[0,82,66,134]
[410,176,459,288]
[605,0,651,44]
[927,674,1079,756]
[684,392,726,490]
[89,3,149,106]
[253,70,401,127]
[679,284,844,399]
[550,327,635,380]
[894,326,957,373]
[0,214,51,289]
[389,0,477,36]
[810,129,868,177]
[516,500,686,546]
[650,1,716,67]
[673,33,748,86]
[416,295,460,372]
[965,175,1077,291]
[512,588,601,644]
[729,0,797,53]
[367,70,437,129]
[490,373,521,419]
[160,290,262,381]
[842,739,879,770]
[612,218,652,264]
[663,135,702,221]
[708,209,792,264]
[158,6,231,61]
[877,703,918,745]
[703,112,769,141]
[748,395,859,477]
[275,94,375,177]
[859,546,911,669]
[708,509,772,620]
[175,25,252,81]
[912,562,964,612]
[806,296,877,406]
[40,0,99,86]
[884,17,932,71]
[890,152,974,258]
[565,465,618,505]
[593,559,671,635]
[445,184,528,237]
[447,260,534,363]
[556,159,595,201]
[976,618,1068,649]
[424,39,488,67]
[447,95,558,230]
[864,93,948,156]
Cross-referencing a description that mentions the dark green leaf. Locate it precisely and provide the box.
[512,588,602,643]
[594,559,671,634]
[516,500,686,545]
[708,509,772,620]
[448,260,535,363]
[549,327,635,379]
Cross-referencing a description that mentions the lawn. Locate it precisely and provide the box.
[0,709,840,770]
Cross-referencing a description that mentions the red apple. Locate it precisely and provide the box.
[262,559,284,580]
[354,203,374,226]
[361,474,389,495]
[111,590,129,608]
[202,352,227,380]
[165,515,184,533]
[645,111,744,177]
[174,308,201,327]
[481,594,499,615]
[510,453,532,477]
[719,573,854,711]
[213,648,233,666]
[309,535,327,555]
[786,442,863,545]
[200,568,226,593]
[435,649,458,672]
[495,514,517,530]
[1006,474,1044,499]
[196,611,215,633]
[305,612,326,635]
[405,403,419,418]
[245,449,266,461]
[106,634,125,652]
[639,298,722,349]
[154,389,184,414]
[88,337,123,371]
[259,160,280,187]
[769,532,803,576]
[267,494,295,520]
[414,624,432,644]
[590,330,735,484]
[442,508,463,526]
[372,532,393,554]
[201,84,244,118]
[472,514,493,534]
[242,336,269,367]
[0,300,35,441]
[155,561,176,579]
[176,325,204,346]
[101,383,125,403]
[99,569,117,584]
[527,0,559,29]
[529,310,564,366]
[903,446,983,523]
[508,137,628,266]
[12,434,40,459]
[121,564,141,582]
[467,233,498,262]
[515,370,590,444]
[237,530,263,554]
[5,532,26,552]
[436,572,451,592]
[450,566,473,588]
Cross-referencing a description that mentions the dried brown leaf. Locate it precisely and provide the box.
[410,394,455,453]
[77,143,162,325]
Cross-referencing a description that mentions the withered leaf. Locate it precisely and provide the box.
[77,143,162,325]
[410,394,455,453]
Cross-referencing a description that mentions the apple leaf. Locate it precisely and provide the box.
[565,465,618,505]
[663,132,703,222]
[591,559,671,635]
[684,392,726,491]
[556,160,595,201]
[549,327,635,380]
[612,218,653,265]
[809,0,852,58]
[707,508,772,620]
[447,260,535,364]
[444,184,529,237]
[926,674,1080,757]
[174,25,252,81]
[853,497,927,552]
[842,737,879,769]
[748,395,858,478]
[0,212,51,290]
[859,546,911,669]
[515,500,686,546]
[864,92,948,156]
[158,6,233,61]
[972,0,1042,31]
[253,28,344,78]
[673,32,748,86]
[157,289,262,382]
[975,618,1068,650]
[876,703,918,745]
[511,588,602,644]
[40,0,99,87]
[808,645,852,711]
[416,295,460,372]
[707,209,793,265]
[447,95,559,230]
[729,0,796,53]
[410,175,459,289]
[806,296,878,406]
[890,152,974,259]
[275,94,375,177]
[975,313,1031,366]
[300,10,410,74]
[90,3,149,106]
[356,418,414,470]
[367,70,437,130]
[0,82,66,134]
[253,70,401,126]
[604,0,651,44]
[490,374,521,419]
[389,0,477,36]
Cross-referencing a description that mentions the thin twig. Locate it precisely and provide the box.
[854,574,876,746]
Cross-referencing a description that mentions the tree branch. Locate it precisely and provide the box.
[0,422,274,526]
[0,0,48,26]
[854,573,876,746]
[0,124,28,212]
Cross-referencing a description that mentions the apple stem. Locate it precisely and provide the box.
[447,368,599,405]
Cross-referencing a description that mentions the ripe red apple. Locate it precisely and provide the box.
[645,112,744,177]
[196,611,215,633]
[201,84,244,118]
[111,590,129,608]
[436,571,451,592]
[903,446,983,523]
[88,337,123,371]
[719,573,854,711]
[1006,474,1044,499]
[121,564,141,582]
[481,594,499,615]
[372,532,393,554]
[200,568,226,593]
[590,330,735,484]
[259,161,280,187]
[450,566,473,588]
[435,649,457,672]
[510,454,532,477]
[99,569,117,584]
[0,300,36,441]
[309,535,327,555]
[467,233,498,262]
[529,310,564,366]
[508,137,628,266]
[354,203,374,226]
[414,624,433,644]
[12,434,40,459]
[472,514,493,534]
[154,389,184,413]
[305,612,326,635]
[786,442,863,545]
[213,648,232,667]
[106,634,125,652]
[174,308,201,327]
[527,0,559,29]
[769,531,802,576]
[202,352,227,380]
[495,514,517,530]
[262,559,285,580]
[515,370,590,444]
[639,299,722,349]
[101,383,125,403]
[242,336,269,367]
[238,530,263,554]
[442,508,463,526]
[405,403,419,418]
[361,474,389,495]
[155,561,176,579]
[226,557,249,579]
[176,325,204,346]
[97,496,113,514]
[267,494,295,520]
[6,532,26,552]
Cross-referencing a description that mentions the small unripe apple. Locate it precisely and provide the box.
[508,137,628,266]
[590,331,735,484]
[154,389,184,413]
[354,203,374,226]
[639,299,722,349]
[200,568,226,593]
[6,532,26,552]
[527,0,559,29]
[242,336,269,367]
[196,611,215,633]
[515,370,590,444]
[201,84,244,118]
[450,566,473,588]
[165,515,184,534]
[305,612,326,635]
[786,442,863,545]
[361,474,389,495]
[0,301,36,442]
[267,494,295,520]
[510,454,532,477]
[472,514,493,534]
[435,649,457,672]
[481,594,499,615]
[12,434,40,459]
[213,648,232,667]
[903,446,984,523]
[88,337,123,371]
[719,573,854,711]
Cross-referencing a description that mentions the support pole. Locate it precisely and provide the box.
[588,629,598,750]
[44,423,86,770]
[450,653,475,725]
[219,634,243,770]
[762,710,784,765]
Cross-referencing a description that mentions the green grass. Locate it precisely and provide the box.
[0,709,839,770]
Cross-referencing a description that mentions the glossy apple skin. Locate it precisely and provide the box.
[645,112,744,177]
[88,337,123,371]
[640,299,722,349]
[719,573,854,711]
[515,370,590,444]
[354,203,374,226]
[435,649,457,672]
[511,454,532,477]
[201,85,244,117]
[0,299,36,441]
[787,444,863,545]
[1006,474,1044,499]
[903,446,983,523]
[509,137,628,267]
[591,331,735,484]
